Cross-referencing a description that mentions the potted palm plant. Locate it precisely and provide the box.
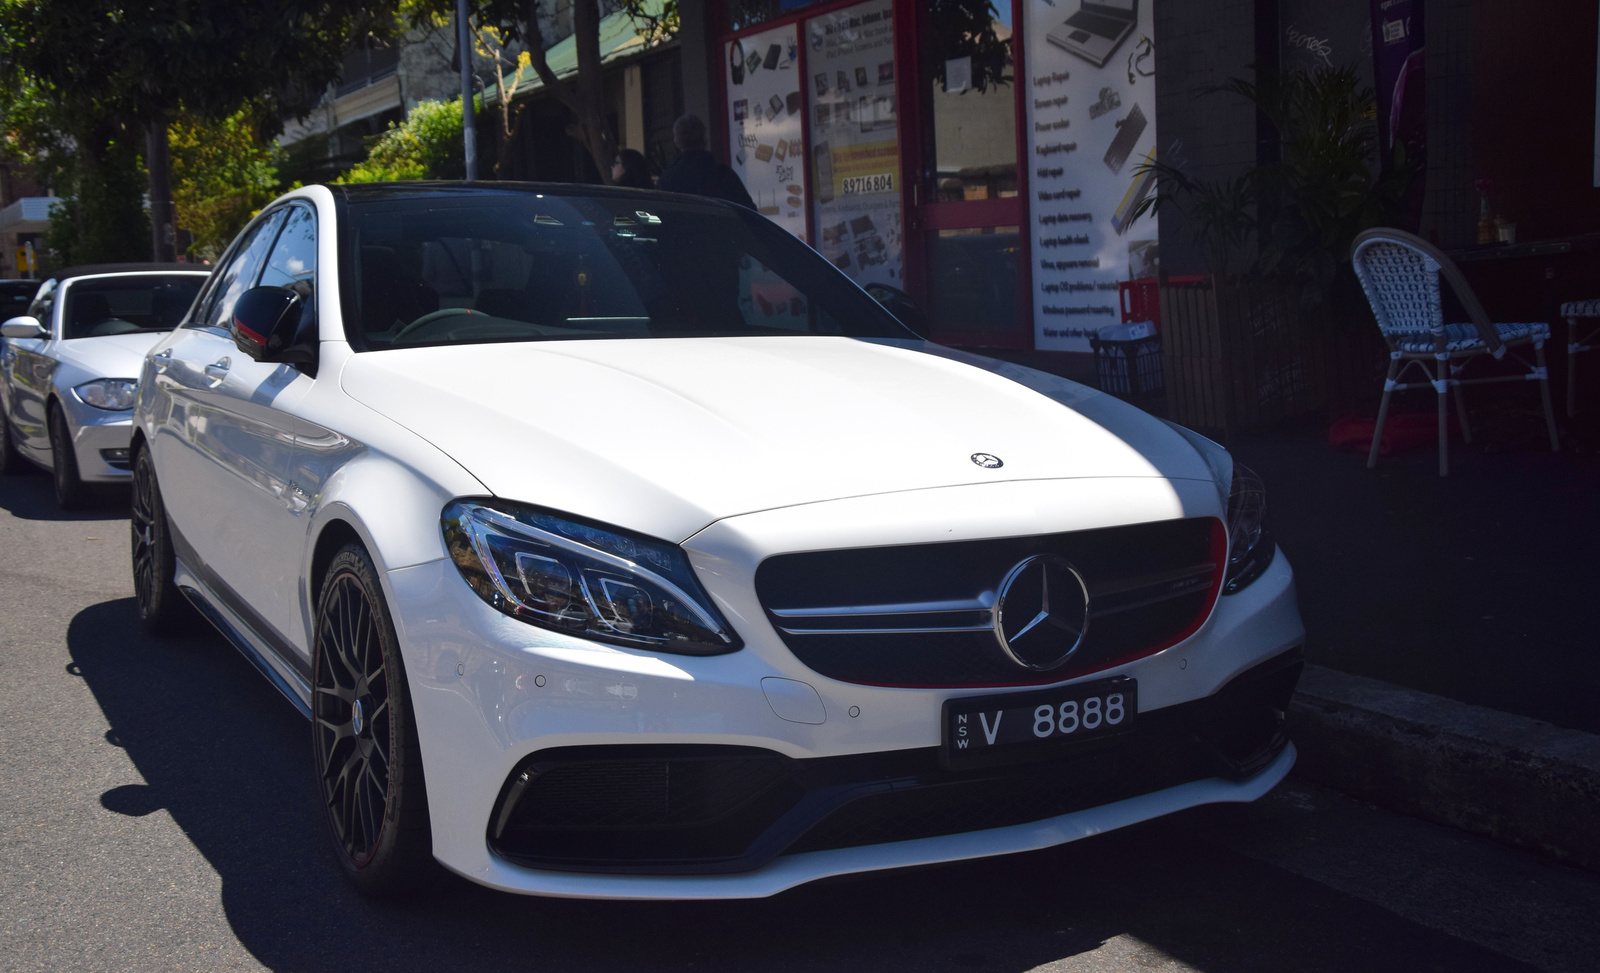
[1134,66,1415,440]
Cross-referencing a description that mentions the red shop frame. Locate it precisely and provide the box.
[710,0,1036,351]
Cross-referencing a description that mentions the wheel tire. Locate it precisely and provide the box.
[48,402,90,509]
[131,444,190,636]
[0,404,22,476]
[312,544,434,896]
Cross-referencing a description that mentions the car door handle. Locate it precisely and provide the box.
[287,480,312,512]
[150,349,172,373]
[204,357,231,382]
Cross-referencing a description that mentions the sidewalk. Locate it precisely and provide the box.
[997,347,1600,870]
[1231,412,1600,737]
[1230,408,1600,870]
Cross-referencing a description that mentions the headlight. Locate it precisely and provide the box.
[73,378,139,411]
[1223,463,1274,594]
[442,500,741,655]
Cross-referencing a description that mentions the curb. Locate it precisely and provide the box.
[1288,664,1600,873]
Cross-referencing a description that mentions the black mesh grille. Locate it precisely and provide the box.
[486,651,1300,875]
[755,517,1224,688]
[787,730,1211,855]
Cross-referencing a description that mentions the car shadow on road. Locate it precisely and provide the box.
[68,597,1534,973]
[0,467,129,522]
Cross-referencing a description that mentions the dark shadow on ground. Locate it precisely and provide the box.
[0,465,130,522]
[69,597,1534,973]
[1231,404,1600,734]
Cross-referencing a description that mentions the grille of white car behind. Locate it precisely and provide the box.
[753,517,1225,688]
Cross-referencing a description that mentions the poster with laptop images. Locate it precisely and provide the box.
[1025,0,1158,352]
[726,24,808,243]
[805,0,903,289]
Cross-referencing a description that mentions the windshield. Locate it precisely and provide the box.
[0,280,39,317]
[63,275,206,339]
[339,191,915,350]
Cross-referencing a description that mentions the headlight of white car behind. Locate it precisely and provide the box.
[73,378,139,411]
[1223,464,1274,594]
[442,500,742,655]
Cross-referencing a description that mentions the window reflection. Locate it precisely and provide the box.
[926,225,1020,333]
[920,1,1017,203]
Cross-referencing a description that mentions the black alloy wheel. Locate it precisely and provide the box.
[130,445,188,635]
[0,404,21,475]
[47,402,89,509]
[312,544,432,895]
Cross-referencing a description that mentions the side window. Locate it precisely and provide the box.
[258,205,316,295]
[201,209,287,331]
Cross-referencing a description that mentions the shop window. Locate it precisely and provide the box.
[725,23,808,241]
[925,226,1020,334]
[920,2,1017,203]
[726,0,823,33]
[806,0,904,288]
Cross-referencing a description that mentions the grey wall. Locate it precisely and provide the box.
[1153,0,1264,276]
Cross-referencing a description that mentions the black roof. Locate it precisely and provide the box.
[48,263,210,282]
[329,181,736,206]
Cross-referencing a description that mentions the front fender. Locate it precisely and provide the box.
[288,343,488,655]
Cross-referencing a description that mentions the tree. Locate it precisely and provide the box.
[475,27,534,178]
[0,40,152,264]
[1133,66,1415,299]
[408,0,675,185]
[44,125,150,267]
[337,99,466,183]
[169,107,281,260]
[0,1,398,261]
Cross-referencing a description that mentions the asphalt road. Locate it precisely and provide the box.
[2,468,1598,973]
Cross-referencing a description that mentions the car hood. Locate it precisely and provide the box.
[339,336,1216,542]
[57,331,169,379]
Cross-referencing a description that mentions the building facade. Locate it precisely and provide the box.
[669,0,1600,368]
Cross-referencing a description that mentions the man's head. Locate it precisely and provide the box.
[673,114,708,151]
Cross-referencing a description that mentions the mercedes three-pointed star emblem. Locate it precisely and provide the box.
[992,555,1090,670]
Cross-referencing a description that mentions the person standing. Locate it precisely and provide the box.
[656,114,756,210]
[611,149,654,189]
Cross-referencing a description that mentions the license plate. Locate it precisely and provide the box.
[942,677,1137,770]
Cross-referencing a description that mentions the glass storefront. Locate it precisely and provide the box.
[805,0,903,289]
[716,0,1042,349]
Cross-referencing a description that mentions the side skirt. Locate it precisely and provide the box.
[175,558,313,719]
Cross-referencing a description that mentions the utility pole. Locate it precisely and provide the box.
[457,0,478,181]
[147,123,175,262]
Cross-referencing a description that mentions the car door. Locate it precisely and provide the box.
[1,278,60,459]
[153,206,316,658]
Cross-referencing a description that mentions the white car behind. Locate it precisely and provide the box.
[0,264,208,507]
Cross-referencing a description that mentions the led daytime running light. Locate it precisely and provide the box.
[465,506,725,636]
[443,500,740,655]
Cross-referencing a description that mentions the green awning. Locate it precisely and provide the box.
[489,1,667,104]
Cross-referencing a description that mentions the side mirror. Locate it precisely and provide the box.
[231,286,316,367]
[0,315,47,339]
[863,284,927,334]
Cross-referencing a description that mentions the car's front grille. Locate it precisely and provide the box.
[754,517,1225,688]
[486,652,1301,875]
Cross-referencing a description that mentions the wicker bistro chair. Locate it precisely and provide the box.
[1560,300,1600,416]
[1350,227,1560,477]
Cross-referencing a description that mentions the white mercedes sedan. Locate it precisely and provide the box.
[131,184,1304,899]
[0,265,208,507]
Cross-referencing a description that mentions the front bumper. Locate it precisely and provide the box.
[387,530,1304,899]
[59,395,134,481]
